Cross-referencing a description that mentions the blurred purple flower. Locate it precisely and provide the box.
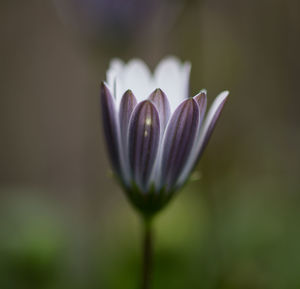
[101,57,229,216]
[54,0,180,44]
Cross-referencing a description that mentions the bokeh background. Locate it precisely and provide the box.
[1,0,300,288]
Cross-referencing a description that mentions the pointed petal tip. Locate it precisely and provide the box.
[109,58,124,67]
[194,89,207,100]
[193,90,207,121]
[218,90,230,101]
[124,89,134,95]
[100,81,108,95]
[213,90,229,110]
[100,81,110,93]
[135,99,158,112]
[120,90,137,109]
[160,55,181,63]
[100,82,115,106]
[187,97,198,105]
[174,97,198,110]
[148,88,171,130]
[142,99,152,105]
[183,61,192,71]
[150,88,167,96]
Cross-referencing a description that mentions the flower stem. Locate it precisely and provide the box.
[141,218,153,289]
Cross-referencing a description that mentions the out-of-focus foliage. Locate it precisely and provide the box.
[0,0,300,288]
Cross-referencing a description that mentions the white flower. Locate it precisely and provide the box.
[106,56,191,112]
[101,56,229,216]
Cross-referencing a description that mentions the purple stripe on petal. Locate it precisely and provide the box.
[128,101,160,190]
[148,89,171,130]
[194,89,207,125]
[119,90,137,148]
[160,98,199,189]
[100,82,121,175]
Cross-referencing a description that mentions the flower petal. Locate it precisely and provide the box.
[176,91,229,188]
[193,89,207,124]
[197,90,229,155]
[182,61,191,99]
[100,82,121,176]
[122,59,153,102]
[106,59,124,89]
[128,101,160,190]
[106,58,125,103]
[160,98,200,189]
[148,89,171,130]
[154,56,191,111]
[119,90,137,148]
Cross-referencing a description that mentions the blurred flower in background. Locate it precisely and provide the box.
[53,0,184,51]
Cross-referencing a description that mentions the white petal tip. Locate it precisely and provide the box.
[109,58,124,69]
[183,61,192,70]
[161,55,181,63]
[218,90,230,100]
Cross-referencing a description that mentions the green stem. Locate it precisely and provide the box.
[141,218,153,289]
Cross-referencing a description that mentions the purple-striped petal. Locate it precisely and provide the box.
[100,82,121,175]
[160,98,200,189]
[197,91,229,156]
[128,101,160,190]
[119,90,137,147]
[176,91,229,188]
[148,89,171,130]
[194,89,207,124]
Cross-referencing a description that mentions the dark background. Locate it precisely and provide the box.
[1,0,300,288]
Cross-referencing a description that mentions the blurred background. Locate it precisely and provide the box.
[1,0,300,288]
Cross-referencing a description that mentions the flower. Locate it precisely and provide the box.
[101,56,228,217]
